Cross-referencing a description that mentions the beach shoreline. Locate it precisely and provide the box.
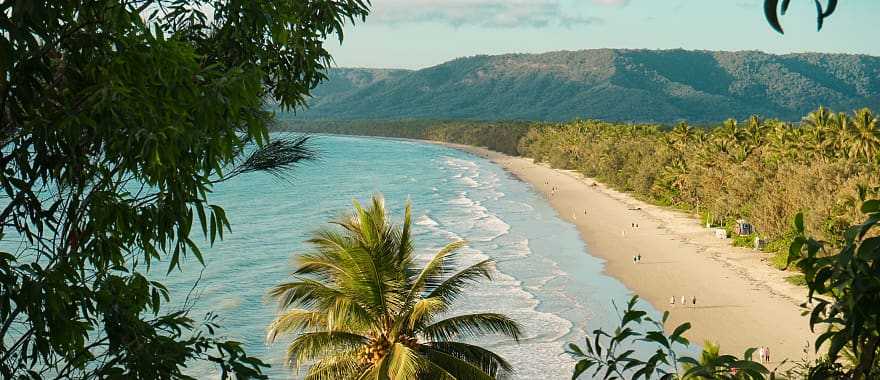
[440,142,815,366]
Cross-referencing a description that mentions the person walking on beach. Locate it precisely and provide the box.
[765,347,770,363]
[691,296,696,306]
[680,296,686,305]
[637,254,642,262]
[670,296,675,305]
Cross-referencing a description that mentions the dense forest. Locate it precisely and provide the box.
[281,49,880,123]
[284,106,880,273]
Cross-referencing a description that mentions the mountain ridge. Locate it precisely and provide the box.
[289,49,880,123]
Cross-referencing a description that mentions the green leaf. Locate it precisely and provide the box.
[785,236,805,269]
[764,0,784,34]
[572,359,594,380]
[195,202,208,238]
[861,199,880,213]
[669,322,691,345]
[567,343,585,357]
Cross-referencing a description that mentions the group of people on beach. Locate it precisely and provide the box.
[541,158,781,368]
[622,222,641,237]
[758,346,771,363]
[669,295,697,306]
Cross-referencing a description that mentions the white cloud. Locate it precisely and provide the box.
[368,0,603,28]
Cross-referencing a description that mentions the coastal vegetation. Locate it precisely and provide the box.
[267,195,522,379]
[0,0,369,378]
[566,296,769,379]
[519,107,879,262]
[287,107,880,270]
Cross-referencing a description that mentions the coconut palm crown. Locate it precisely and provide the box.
[267,194,523,379]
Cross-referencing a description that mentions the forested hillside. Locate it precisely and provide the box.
[284,49,880,123]
[306,67,411,108]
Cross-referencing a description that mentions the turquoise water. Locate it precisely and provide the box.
[163,134,661,379]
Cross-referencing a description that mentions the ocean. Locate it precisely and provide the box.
[163,134,663,379]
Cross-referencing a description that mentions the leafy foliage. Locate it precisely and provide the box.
[519,108,879,259]
[787,194,880,379]
[764,0,839,34]
[267,194,522,379]
[0,0,368,378]
[566,296,768,379]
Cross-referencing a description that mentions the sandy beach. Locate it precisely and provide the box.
[444,143,816,366]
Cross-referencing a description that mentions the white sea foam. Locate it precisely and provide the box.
[476,213,511,242]
[447,192,476,207]
[459,176,479,188]
[167,136,661,379]
[508,238,531,258]
[425,154,603,378]
[415,214,439,227]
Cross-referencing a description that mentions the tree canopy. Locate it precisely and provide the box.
[0,0,369,378]
[267,195,522,379]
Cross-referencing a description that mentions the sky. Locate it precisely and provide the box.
[326,0,880,69]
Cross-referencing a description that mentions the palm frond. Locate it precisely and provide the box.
[268,278,346,310]
[378,342,425,380]
[285,331,370,369]
[425,259,494,305]
[406,297,447,332]
[225,135,317,181]
[405,240,467,306]
[419,362,457,380]
[304,353,365,380]
[294,251,356,282]
[426,341,514,378]
[418,347,496,380]
[267,309,328,343]
[420,313,522,343]
[398,200,414,261]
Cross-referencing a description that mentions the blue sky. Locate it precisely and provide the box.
[327,0,880,69]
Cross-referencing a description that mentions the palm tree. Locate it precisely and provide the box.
[825,112,852,159]
[267,195,523,379]
[803,105,833,131]
[666,122,694,152]
[763,121,796,162]
[803,107,854,160]
[848,108,880,162]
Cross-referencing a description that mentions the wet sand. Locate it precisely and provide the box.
[444,143,815,366]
